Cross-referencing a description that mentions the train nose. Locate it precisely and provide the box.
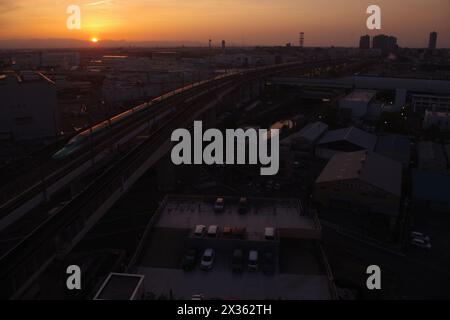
[52,149,66,160]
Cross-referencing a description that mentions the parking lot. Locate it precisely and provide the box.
[136,265,331,300]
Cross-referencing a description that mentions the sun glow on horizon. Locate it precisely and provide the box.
[91,37,99,43]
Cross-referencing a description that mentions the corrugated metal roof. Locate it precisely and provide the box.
[317,126,377,151]
[341,89,377,103]
[282,121,328,145]
[316,150,402,196]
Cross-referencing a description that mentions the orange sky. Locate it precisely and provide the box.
[1,0,449,47]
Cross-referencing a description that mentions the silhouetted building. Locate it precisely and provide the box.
[359,35,370,49]
[299,32,304,48]
[417,141,448,173]
[0,71,59,141]
[221,40,226,52]
[372,34,397,52]
[429,32,438,50]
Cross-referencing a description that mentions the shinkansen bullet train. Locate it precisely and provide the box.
[52,70,244,161]
[51,60,327,161]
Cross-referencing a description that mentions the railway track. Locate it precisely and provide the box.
[0,59,348,299]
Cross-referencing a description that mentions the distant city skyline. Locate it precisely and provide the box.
[1,0,449,48]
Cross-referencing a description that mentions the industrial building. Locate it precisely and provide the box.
[429,32,438,50]
[359,35,370,50]
[338,89,378,119]
[375,134,411,168]
[412,94,450,114]
[0,71,59,141]
[281,121,328,152]
[314,151,402,229]
[315,126,377,159]
[417,141,448,173]
[372,35,398,52]
[124,195,337,300]
[412,170,450,214]
[423,110,450,132]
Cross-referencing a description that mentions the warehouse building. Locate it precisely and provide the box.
[315,126,377,159]
[314,151,402,230]
[417,141,448,173]
[338,89,378,119]
[375,134,411,168]
[281,121,328,153]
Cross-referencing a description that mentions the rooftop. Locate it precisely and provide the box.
[341,89,377,103]
[281,121,328,145]
[375,134,411,165]
[93,273,145,300]
[316,150,402,197]
[128,195,334,300]
[155,195,319,235]
[135,265,332,300]
[424,110,450,118]
[317,126,377,151]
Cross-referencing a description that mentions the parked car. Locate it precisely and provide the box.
[194,225,206,237]
[182,249,198,271]
[233,227,247,240]
[262,252,276,275]
[207,225,219,238]
[214,197,225,212]
[248,250,259,271]
[410,238,431,250]
[201,249,216,270]
[410,231,430,242]
[223,226,233,238]
[232,249,244,273]
[191,294,204,300]
[264,227,275,240]
[238,197,248,214]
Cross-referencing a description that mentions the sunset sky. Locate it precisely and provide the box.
[1,0,449,47]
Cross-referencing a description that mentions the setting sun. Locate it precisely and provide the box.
[91,37,99,43]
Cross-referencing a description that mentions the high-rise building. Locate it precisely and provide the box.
[359,35,370,49]
[428,32,438,50]
[221,40,226,52]
[372,34,397,52]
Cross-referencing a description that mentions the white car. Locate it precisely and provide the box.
[248,250,259,271]
[214,197,225,212]
[410,231,430,242]
[201,249,216,270]
[194,225,206,236]
[207,225,218,238]
[411,238,431,250]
